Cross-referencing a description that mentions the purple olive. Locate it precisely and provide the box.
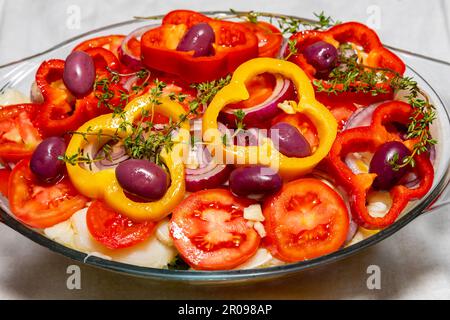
[303,41,338,74]
[229,166,282,198]
[369,141,411,190]
[176,23,215,57]
[269,122,311,158]
[63,51,95,98]
[115,159,169,201]
[30,137,66,183]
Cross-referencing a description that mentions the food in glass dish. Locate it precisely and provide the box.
[0,10,436,271]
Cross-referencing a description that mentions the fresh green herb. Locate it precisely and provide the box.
[229,8,260,24]
[284,39,298,61]
[189,75,232,112]
[222,133,229,146]
[315,44,436,170]
[227,109,247,143]
[61,78,184,167]
[228,9,340,35]
[58,144,112,171]
[314,11,340,30]
[60,73,232,168]
[233,109,246,132]
[93,68,151,118]
[167,255,190,270]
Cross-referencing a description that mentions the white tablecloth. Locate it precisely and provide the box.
[0,0,450,299]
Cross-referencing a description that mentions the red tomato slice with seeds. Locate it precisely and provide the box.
[86,200,156,249]
[8,158,87,229]
[263,178,349,262]
[0,104,42,162]
[170,189,260,270]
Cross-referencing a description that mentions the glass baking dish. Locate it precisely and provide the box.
[1,11,449,284]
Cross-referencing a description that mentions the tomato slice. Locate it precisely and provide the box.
[73,35,125,57]
[271,112,319,151]
[170,189,260,270]
[263,178,349,262]
[86,200,156,249]
[241,21,283,57]
[8,158,87,229]
[0,104,42,162]
[315,93,358,131]
[0,168,11,196]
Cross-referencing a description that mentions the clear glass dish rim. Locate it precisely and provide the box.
[1,11,449,282]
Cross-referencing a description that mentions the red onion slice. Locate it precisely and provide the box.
[343,102,382,130]
[97,142,129,168]
[123,75,140,92]
[219,74,295,128]
[185,119,231,192]
[277,38,289,59]
[84,141,129,172]
[345,219,359,244]
[30,81,44,104]
[119,25,156,70]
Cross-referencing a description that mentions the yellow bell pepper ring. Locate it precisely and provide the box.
[202,57,337,180]
[65,94,190,222]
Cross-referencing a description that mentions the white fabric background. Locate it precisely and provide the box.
[0,0,450,299]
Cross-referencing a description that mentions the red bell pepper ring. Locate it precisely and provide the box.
[287,22,405,102]
[82,47,128,118]
[326,101,434,229]
[327,23,404,73]
[73,35,125,57]
[35,50,127,135]
[141,10,259,82]
[241,21,283,58]
[84,47,121,74]
[34,59,89,137]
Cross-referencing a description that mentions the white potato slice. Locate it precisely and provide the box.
[110,235,177,269]
[44,207,176,268]
[155,218,173,247]
[44,219,76,248]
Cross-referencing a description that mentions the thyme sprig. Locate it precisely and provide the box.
[189,74,232,111]
[93,68,151,117]
[60,76,232,168]
[314,45,436,170]
[228,9,340,35]
[284,39,298,61]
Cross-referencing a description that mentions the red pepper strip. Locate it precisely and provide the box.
[34,59,89,137]
[162,9,211,26]
[73,35,125,57]
[326,101,434,229]
[81,47,127,118]
[327,23,404,73]
[288,22,405,98]
[141,10,258,82]
[85,47,121,74]
[241,21,283,58]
